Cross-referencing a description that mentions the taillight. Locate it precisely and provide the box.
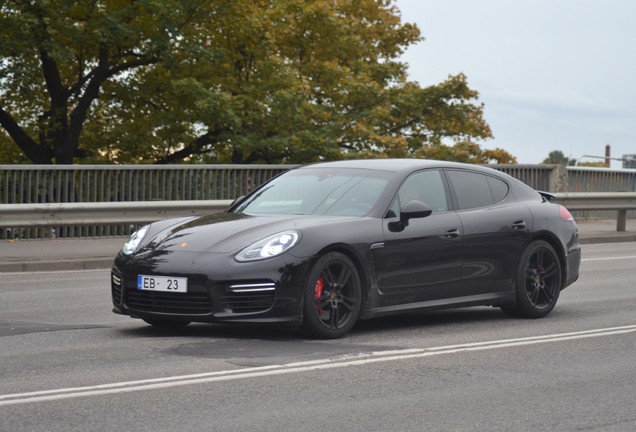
[559,205,574,221]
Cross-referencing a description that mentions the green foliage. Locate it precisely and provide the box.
[542,150,576,166]
[418,140,516,164]
[1,0,510,165]
[577,161,608,167]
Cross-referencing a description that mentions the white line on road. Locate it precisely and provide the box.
[581,256,636,262]
[1,324,635,407]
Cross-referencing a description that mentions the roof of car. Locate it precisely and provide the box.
[303,158,503,175]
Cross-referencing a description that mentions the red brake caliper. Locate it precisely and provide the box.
[314,276,325,314]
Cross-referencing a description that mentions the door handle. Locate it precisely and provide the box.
[512,220,527,230]
[445,229,461,238]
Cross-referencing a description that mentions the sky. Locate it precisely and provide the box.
[394,0,636,168]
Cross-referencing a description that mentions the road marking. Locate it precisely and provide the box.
[1,324,636,407]
[581,255,636,262]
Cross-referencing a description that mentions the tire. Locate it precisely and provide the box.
[302,252,362,339]
[501,240,562,318]
[142,318,191,329]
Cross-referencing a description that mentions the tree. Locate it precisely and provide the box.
[1,0,513,165]
[542,150,576,166]
[1,0,213,164]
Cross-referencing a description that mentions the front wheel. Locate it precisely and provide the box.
[302,252,362,339]
[502,240,562,318]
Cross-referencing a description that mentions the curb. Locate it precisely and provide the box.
[0,257,114,273]
[578,235,636,245]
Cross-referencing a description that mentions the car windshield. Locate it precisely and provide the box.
[233,168,393,216]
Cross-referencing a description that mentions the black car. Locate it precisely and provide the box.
[111,159,581,338]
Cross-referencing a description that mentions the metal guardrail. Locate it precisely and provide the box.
[4,164,636,237]
[0,164,292,238]
[553,192,636,210]
[0,200,233,229]
[552,192,636,231]
[0,164,293,204]
[2,193,636,235]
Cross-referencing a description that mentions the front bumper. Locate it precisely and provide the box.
[111,251,310,327]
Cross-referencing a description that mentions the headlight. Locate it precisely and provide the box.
[235,230,300,262]
[122,225,150,255]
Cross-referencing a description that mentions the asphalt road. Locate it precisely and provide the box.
[1,242,635,432]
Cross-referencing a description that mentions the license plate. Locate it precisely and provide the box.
[137,275,188,293]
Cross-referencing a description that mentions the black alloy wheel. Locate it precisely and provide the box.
[502,240,562,318]
[302,252,362,339]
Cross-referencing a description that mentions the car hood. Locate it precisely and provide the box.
[137,212,353,255]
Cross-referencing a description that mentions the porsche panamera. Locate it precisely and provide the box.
[111,159,581,338]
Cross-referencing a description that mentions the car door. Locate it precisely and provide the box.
[445,169,532,294]
[372,169,463,306]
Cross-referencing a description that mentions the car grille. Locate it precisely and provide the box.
[112,271,213,315]
[112,272,277,316]
[219,282,276,313]
[125,289,213,315]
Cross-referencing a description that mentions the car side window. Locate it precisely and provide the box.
[487,175,509,203]
[447,170,509,210]
[388,170,448,217]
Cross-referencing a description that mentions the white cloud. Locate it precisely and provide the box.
[395,0,636,166]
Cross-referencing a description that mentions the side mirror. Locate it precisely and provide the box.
[388,200,432,232]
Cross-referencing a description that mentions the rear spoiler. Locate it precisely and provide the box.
[538,191,555,202]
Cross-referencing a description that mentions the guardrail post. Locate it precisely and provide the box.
[617,209,627,232]
[549,164,568,192]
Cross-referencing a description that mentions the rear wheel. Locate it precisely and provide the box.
[502,240,562,318]
[302,252,362,339]
[142,318,191,329]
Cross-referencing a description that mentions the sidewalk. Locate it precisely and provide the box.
[0,237,124,273]
[0,219,635,273]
